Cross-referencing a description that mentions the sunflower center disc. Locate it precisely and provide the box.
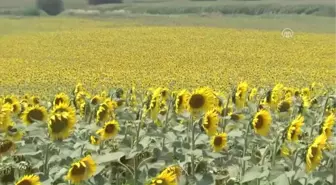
[255,115,264,129]
[189,94,205,109]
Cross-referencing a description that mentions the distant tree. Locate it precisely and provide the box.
[36,0,64,16]
[88,0,123,5]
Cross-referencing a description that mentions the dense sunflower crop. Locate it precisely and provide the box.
[0,83,335,185]
[0,27,335,96]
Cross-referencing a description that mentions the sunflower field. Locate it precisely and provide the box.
[0,23,336,185]
[0,82,335,185]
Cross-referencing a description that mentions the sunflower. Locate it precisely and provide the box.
[268,84,284,110]
[187,87,216,115]
[66,155,96,184]
[89,135,100,145]
[96,120,120,140]
[96,104,111,123]
[3,95,17,105]
[0,139,15,156]
[305,134,327,172]
[235,82,248,109]
[248,87,258,101]
[252,109,272,136]
[0,107,11,132]
[15,174,41,185]
[277,100,291,113]
[30,96,40,106]
[280,144,291,157]
[1,166,15,184]
[53,92,70,106]
[48,112,76,140]
[75,91,90,109]
[320,113,335,138]
[210,133,227,152]
[287,115,304,142]
[229,112,244,122]
[202,109,219,136]
[160,165,182,180]
[51,103,76,117]
[21,105,48,125]
[149,168,177,185]
[74,83,85,95]
[90,95,102,106]
[11,101,21,115]
[6,124,24,141]
[174,89,190,114]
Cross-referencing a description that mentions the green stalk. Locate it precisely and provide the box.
[43,142,50,175]
[257,145,271,185]
[190,119,197,179]
[241,122,251,184]
[290,148,303,183]
[222,96,231,132]
[271,133,282,167]
[333,155,336,185]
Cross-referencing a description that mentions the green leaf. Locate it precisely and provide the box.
[54,168,68,180]
[241,166,261,183]
[172,124,186,132]
[94,165,105,175]
[188,149,203,158]
[228,130,243,137]
[272,173,290,185]
[94,152,125,164]
[196,173,215,185]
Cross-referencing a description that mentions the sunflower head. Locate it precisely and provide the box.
[89,135,100,145]
[21,105,48,125]
[202,109,219,136]
[96,120,120,140]
[53,92,70,106]
[6,124,24,141]
[30,96,40,105]
[320,113,335,138]
[252,110,272,136]
[287,115,304,142]
[235,82,248,108]
[96,105,111,123]
[229,113,244,122]
[15,174,41,185]
[248,87,258,101]
[277,100,291,112]
[187,87,216,115]
[66,155,96,184]
[305,134,327,172]
[90,95,102,106]
[149,169,177,185]
[48,112,76,140]
[0,139,15,156]
[210,133,227,152]
[174,89,190,114]
[0,109,11,132]
[161,165,182,180]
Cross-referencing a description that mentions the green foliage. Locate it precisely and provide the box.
[36,0,64,16]
[88,0,123,5]
[22,7,40,16]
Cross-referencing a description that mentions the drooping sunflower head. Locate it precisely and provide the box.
[301,88,310,98]
[0,139,15,156]
[235,82,248,104]
[277,100,291,113]
[66,155,96,184]
[174,89,190,114]
[0,166,15,184]
[187,87,216,115]
[53,92,70,106]
[0,108,11,132]
[287,115,304,142]
[48,112,76,140]
[6,124,24,141]
[202,109,219,136]
[90,95,102,106]
[210,133,227,152]
[252,109,272,136]
[305,134,327,172]
[149,169,177,185]
[320,113,335,138]
[21,105,48,125]
[96,120,120,140]
[89,135,100,145]
[74,83,85,95]
[229,112,244,122]
[11,101,21,115]
[15,174,41,185]
[96,104,111,123]
[248,87,258,101]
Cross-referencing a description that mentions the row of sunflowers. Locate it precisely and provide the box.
[0,82,335,185]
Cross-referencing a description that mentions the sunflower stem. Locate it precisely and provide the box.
[240,121,251,183]
[133,156,138,185]
[333,155,336,185]
[222,96,231,132]
[290,147,303,183]
[271,132,282,167]
[190,118,197,180]
[257,145,271,185]
[43,142,50,175]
